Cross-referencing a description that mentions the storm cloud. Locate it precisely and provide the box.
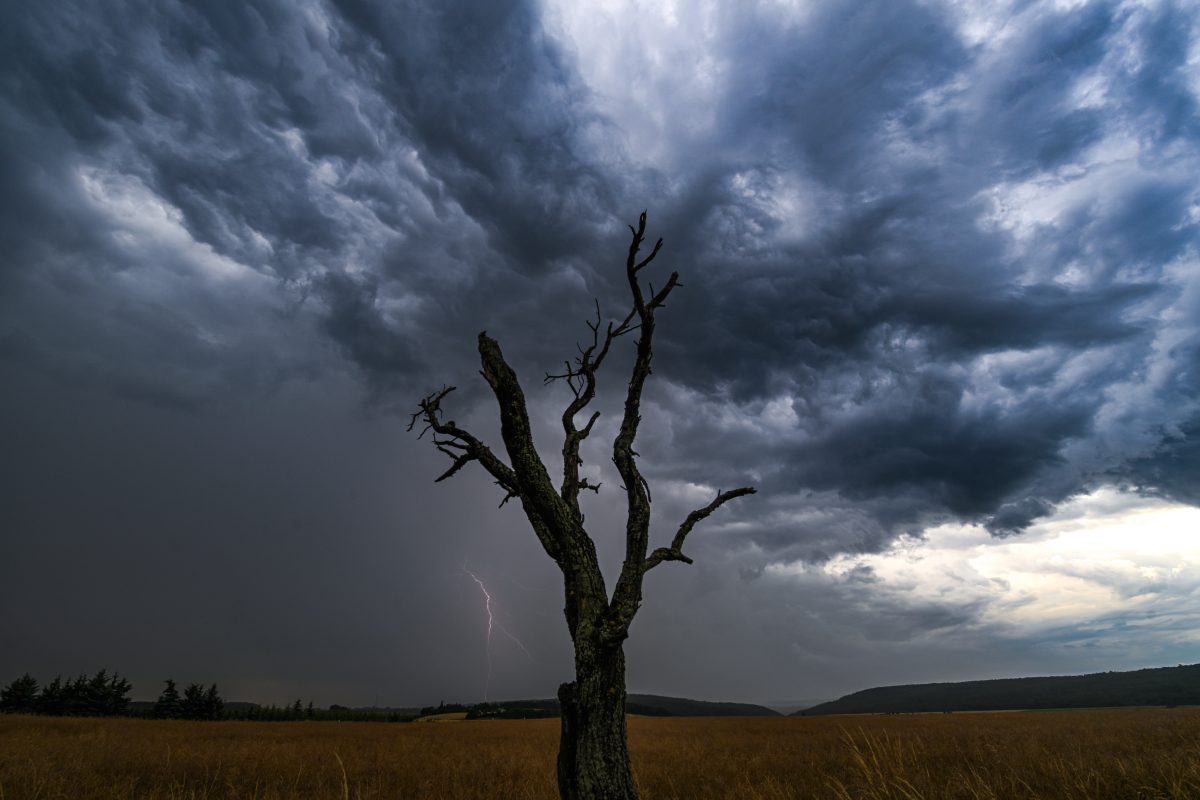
[2,0,1198,705]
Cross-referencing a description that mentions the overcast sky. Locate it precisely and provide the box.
[2,0,1198,709]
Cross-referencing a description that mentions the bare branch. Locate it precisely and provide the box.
[641,546,693,572]
[497,484,519,508]
[633,238,663,273]
[407,385,456,436]
[649,272,680,309]
[579,410,600,438]
[642,488,757,573]
[624,211,651,314]
[434,453,473,482]
[409,385,520,503]
[555,296,637,515]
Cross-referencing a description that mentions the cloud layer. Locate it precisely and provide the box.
[2,0,1198,703]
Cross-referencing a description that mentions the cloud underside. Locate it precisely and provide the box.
[1,0,1199,699]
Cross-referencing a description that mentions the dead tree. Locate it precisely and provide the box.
[410,212,755,800]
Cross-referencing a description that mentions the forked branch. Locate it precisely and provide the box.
[412,341,574,566]
[408,386,519,496]
[642,487,758,573]
[551,298,638,516]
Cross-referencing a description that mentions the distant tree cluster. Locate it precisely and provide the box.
[2,672,411,723]
[152,679,224,720]
[224,698,309,721]
[0,671,131,716]
[151,683,406,722]
[419,700,472,716]
[466,701,558,720]
[220,699,409,722]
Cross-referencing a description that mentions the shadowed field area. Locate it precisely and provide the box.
[2,709,1199,799]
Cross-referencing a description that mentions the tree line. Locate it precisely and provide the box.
[150,678,224,720]
[0,672,409,722]
[0,672,224,720]
[0,671,131,716]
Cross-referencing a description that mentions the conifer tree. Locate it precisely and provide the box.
[181,683,207,720]
[84,670,111,715]
[65,674,88,714]
[105,672,132,716]
[154,679,182,719]
[37,676,64,715]
[0,674,39,713]
[203,684,224,720]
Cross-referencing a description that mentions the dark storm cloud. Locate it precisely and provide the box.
[1121,2,1200,148]
[2,0,1199,704]
[949,2,1117,174]
[617,0,1200,545]
[327,0,620,229]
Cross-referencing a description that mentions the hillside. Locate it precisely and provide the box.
[799,663,1200,715]
[464,694,779,719]
[628,694,780,717]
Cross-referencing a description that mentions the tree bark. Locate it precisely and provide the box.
[557,642,636,800]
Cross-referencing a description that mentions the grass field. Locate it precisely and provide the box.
[2,709,1199,799]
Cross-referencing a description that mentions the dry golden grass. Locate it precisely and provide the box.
[2,709,1199,799]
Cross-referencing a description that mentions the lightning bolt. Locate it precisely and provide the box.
[463,565,532,702]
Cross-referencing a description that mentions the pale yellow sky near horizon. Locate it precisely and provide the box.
[774,488,1200,651]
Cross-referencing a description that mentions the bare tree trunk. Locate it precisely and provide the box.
[410,212,754,800]
[557,643,635,800]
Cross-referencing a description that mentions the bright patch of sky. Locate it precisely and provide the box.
[78,166,264,285]
[777,488,1200,647]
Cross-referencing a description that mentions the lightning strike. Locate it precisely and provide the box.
[463,566,532,701]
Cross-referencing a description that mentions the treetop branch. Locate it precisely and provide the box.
[554,296,637,512]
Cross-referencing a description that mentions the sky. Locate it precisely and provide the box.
[1,0,1198,709]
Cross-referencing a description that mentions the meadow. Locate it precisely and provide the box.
[2,708,1199,799]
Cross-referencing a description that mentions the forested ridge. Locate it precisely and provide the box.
[800,663,1200,715]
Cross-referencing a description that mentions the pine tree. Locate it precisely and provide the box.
[0,674,39,713]
[64,674,89,715]
[37,676,64,715]
[106,672,132,716]
[203,684,224,720]
[84,670,111,715]
[181,683,207,720]
[154,679,182,719]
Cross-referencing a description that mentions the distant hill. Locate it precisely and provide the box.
[628,694,780,717]
[767,698,834,715]
[798,663,1200,716]
[460,694,779,719]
